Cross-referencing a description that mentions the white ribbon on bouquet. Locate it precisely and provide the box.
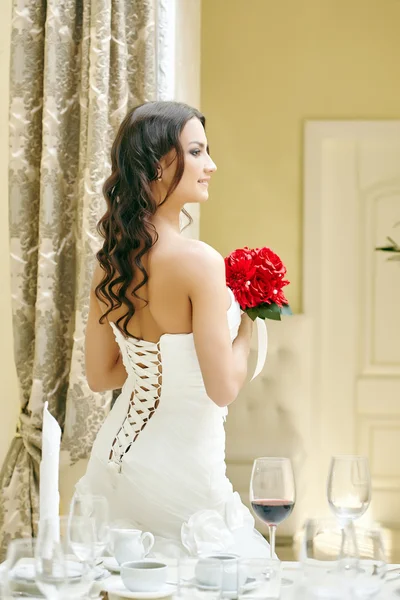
[251,317,268,381]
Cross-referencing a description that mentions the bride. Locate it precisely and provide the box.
[79,100,270,558]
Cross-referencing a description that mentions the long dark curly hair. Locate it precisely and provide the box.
[95,101,205,336]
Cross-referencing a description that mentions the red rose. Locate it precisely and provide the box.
[225,246,289,310]
[224,247,257,309]
[253,247,289,307]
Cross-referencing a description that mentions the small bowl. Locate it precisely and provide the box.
[121,559,168,593]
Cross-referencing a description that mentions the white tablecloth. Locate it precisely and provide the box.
[2,557,398,598]
[97,561,400,599]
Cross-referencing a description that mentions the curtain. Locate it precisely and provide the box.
[0,0,157,557]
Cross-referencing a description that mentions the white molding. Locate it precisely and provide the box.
[156,0,176,101]
[304,120,400,318]
[304,120,400,416]
[304,120,400,525]
[155,0,200,240]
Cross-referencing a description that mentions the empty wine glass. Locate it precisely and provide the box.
[35,521,67,599]
[65,514,96,567]
[300,518,358,599]
[327,456,371,524]
[3,537,46,598]
[69,493,110,559]
[36,515,96,599]
[302,520,387,599]
[250,457,296,559]
[349,527,386,599]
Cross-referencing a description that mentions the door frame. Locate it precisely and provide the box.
[303,121,400,520]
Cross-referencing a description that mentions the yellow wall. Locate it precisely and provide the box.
[200,0,400,312]
[1,0,400,464]
[0,0,19,465]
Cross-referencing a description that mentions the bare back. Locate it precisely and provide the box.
[86,229,252,404]
[102,232,231,343]
[85,105,252,401]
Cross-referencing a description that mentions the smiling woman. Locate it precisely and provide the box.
[80,100,271,559]
[89,102,218,348]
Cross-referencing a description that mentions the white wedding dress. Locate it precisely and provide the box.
[77,288,270,558]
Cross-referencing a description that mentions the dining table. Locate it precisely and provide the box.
[94,560,400,600]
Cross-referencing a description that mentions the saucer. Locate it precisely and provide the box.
[194,577,257,599]
[12,558,83,582]
[103,556,121,573]
[105,580,176,599]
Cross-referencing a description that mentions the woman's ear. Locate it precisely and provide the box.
[158,148,177,179]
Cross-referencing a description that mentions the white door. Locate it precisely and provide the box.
[304,121,400,526]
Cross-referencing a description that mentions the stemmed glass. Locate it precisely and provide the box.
[36,515,96,599]
[3,537,64,599]
[65,514,97,566]
[35,523,67,599]
[69,493,110,560]
[327,456,371,524]
[349,527,386,598]
[301,519,387,599]
[300,518,357,598]
[250,457,296,559]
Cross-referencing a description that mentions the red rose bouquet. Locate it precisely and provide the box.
[225,246,292,321]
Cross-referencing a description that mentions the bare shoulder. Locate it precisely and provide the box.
[178,239,225,278]
[173,240,226,290]
[151,237,224,282]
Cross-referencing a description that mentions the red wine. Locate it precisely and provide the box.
[251,499,294,525]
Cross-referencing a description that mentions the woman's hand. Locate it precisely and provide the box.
[238,311,254,337]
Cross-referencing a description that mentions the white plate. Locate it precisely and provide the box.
[12,558,83,582]
[105,580,176,599]
[192,577,257,599]
[4,578,40,596]
[103,556,121,573]
[226,578,257,598]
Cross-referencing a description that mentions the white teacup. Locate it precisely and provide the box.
[121,560,168,592]
[195,553,246,592]
[110,528,155,565]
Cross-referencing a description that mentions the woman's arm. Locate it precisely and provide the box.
[184,241,253,407]
[85,264,128,392]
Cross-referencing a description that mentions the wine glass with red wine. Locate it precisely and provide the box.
[250,457,296,558]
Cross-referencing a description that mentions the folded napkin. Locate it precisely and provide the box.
[181,493,256,556]
[39,401,61,541]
